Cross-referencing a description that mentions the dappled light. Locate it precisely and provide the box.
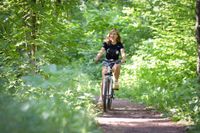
[96,99,186,133]
[97,117,176,127]
[0,0,199,133]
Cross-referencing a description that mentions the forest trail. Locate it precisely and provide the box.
[96,99,186,133]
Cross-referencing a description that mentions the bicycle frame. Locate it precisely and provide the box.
[102,59,120,112]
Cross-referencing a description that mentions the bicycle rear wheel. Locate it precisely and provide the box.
[103,78,109,112]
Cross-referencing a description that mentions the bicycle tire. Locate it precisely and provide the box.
[108,80,113,110]
[103,78,109,112]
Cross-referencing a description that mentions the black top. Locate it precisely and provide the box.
[103,42,124,60]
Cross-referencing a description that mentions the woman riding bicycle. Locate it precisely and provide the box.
[94,29,126,105]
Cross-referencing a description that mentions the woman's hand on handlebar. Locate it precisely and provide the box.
[121,59,126,64]
[94,57,99,64]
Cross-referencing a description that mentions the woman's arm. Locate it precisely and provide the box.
[95,47,105,63]
[120,48,126,63]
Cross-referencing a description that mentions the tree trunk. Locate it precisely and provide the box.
[31,12,37,64]
[30,0,37,66]
[22,1,37,67]
[196,0,200,80]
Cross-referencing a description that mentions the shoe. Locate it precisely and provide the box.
[113,81,119,89]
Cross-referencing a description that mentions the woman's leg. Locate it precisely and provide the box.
[113,64,121,81]
[113,64,121,88]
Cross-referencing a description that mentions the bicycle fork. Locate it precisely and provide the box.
[106,77,113,98]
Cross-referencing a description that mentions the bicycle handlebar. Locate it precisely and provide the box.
[94,58,125,65]
[103,59,121,63]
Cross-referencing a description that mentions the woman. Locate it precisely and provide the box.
[94,29,126,104]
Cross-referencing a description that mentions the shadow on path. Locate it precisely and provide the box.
[96,99,186,133]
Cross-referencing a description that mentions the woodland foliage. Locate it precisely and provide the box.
[0,0,199,132]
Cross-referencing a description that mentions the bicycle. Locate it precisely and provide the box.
[102,59,121,112]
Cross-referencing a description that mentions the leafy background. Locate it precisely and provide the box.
[0,0,199,132]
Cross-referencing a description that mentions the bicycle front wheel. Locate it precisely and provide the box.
[108,88,113,110]
[103,78,109,112]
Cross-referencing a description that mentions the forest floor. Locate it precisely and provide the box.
[95,98,188,133]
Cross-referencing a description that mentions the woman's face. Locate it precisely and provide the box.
[109,31,118,42]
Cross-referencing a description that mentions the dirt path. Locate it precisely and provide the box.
[96,99,186,133]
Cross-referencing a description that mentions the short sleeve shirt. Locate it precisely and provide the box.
[103,42,124,60]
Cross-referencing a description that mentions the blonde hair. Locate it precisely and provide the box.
[104,29,121,44]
